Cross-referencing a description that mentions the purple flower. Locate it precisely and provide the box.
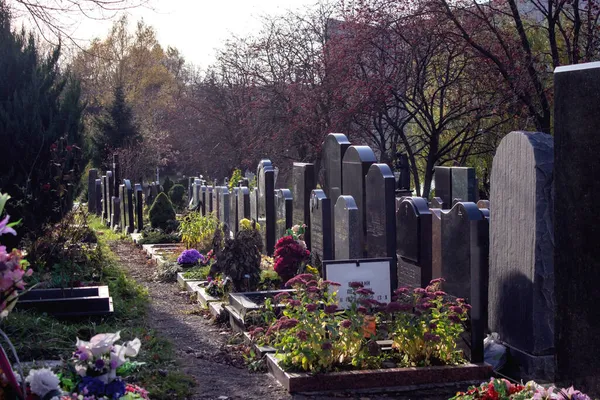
[394,287,410,294]
[356,288,375,296]
[433,290,447,297]
[349,281,364,289]
[429,323,437,330]
[357,306,368,314]
[0,215,16,236]
[413,288,427,295]
[296,330,308,341]
[278,318,299,329]
[274,292,290,302]
[321,342,332,351]
[450,306,464,314]
[306,280,318,286]
[95,358,105,370]
[324,304,338,314]
[322,280,341,286]
[306,303,318,312]
[306,286,320,293]
[177,249,204,265]
[423,332,441,342]
[416,301,433,310]
[288,299,301,307]
[448,314,461,323]
[385,302,404,313]
[105,379,126,398]
[340,319,352,328]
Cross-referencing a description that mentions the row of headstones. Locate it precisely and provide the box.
[87,155,144,234]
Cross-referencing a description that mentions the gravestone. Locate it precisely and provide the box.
[309,189,333,266]
[219,187,230,234]
[489,131,554,381]
[106,171,114,226]
[434,167,452,209]
[134,184,144,233]
[292,163,316,250]
[124,180,134,234]
[101,175,108,222]
[275,189,293,240]
[207,186,213,214]
[431,197,444,209]
[334,195,362,260]
[214,186,222,220]
[230,187,239,235]
[342,145,377,256]
[111,197,121,229]
[119,184,127,233]
[200,184,207,216]
[451,167,478,203]
[436,202,488,301]
[365,164,396,259]
[257,160,276,255]
[554,62,600,393]
[250,187,258,225]
[238,187,250,222]
[396,197,432,288]
[394,152,411,191]
[112,154,120,198]
[88,169,98,214]
[322,133,351,205]
[188,177,195,202]
[94,179,102,216]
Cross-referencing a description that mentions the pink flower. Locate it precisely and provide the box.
[0,215,16,236]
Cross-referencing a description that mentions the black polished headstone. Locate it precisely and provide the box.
[112,154,120,198]
[366,164,396,259]
[396,197,432,288]
[111,197,120,229]
[134,184,143,233]
[310,189,333,266]
[275,189,293,240]
[200,185,207,216]
[257,160,276,255]
[451,167,477,203]
[94,179,102,216]
[230,187,239,235]
[120,184,127,233]
[554,62,600,393]
[101,175,108,222]
[342,145,377,256]
[334,195,361,260]
[220,187,230,235]
[292,163,316,250]
[107,171,114,226]
[250,187,258,224]
[434,167,452,209]
[213,185,221,220]
[207,186,213,214]
[124,180,134,234]
[88,169,98,214]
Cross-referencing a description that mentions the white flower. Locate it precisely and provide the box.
[77,331,121,357]
[111,338,141,370]
[25,368,60,397]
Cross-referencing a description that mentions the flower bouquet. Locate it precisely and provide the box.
[273,224,310,285]
[450,378,592,400]
[23,332,149,400]
[177,249,204,267]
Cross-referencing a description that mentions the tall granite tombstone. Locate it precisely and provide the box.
[334,195,362,260]
[119,184,128,233]
[94,179,102,216]
[250,187,258,225]
[213,186,221,220]
[554,62,600,394]
[322,133,351,205]
[238,187,250,221]
[88,169,98,213]
[275,189,293,240]
[489,131,554,381]
[124,180,134,234]
[106,171,114,226]
[292,163,316,250]
[188,177,195,202]
[230,187,239,235]
[200,185,207,216]
[310,189,333,266]
[112,154,120,198]
[365,164,396,259]
[207,186,214,214]
[101,175,108,222]
[220,187,230,234]
[257,160,276,255]
[396,197,432,288]
[111,197,121,229]
[134,184,144,233]
[342,145,377,256]
[451,167,478,203]
[434,167,452,209]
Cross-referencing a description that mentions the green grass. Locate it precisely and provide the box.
[2,216,195,399]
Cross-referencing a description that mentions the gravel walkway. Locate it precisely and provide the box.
[112,240,464,400]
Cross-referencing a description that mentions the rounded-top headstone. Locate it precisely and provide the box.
[322,133,351,202]
[489,131,554,359]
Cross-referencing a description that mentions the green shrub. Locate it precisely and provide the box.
[228,168,243,190]
[149,192,176,231]
[169,184,186,208]
[138,228,181,245]
[162,176,174,194]
[178,211,219,252]
[182,265,210,280]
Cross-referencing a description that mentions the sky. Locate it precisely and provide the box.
[20,0,319,69]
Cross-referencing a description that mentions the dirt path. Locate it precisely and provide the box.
[112,240,464,400]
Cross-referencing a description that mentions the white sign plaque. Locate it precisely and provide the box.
[324,259,392,309]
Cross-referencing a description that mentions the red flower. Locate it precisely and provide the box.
[66,145,73,152]
[42,183,51,191]
[50,143,58,151]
